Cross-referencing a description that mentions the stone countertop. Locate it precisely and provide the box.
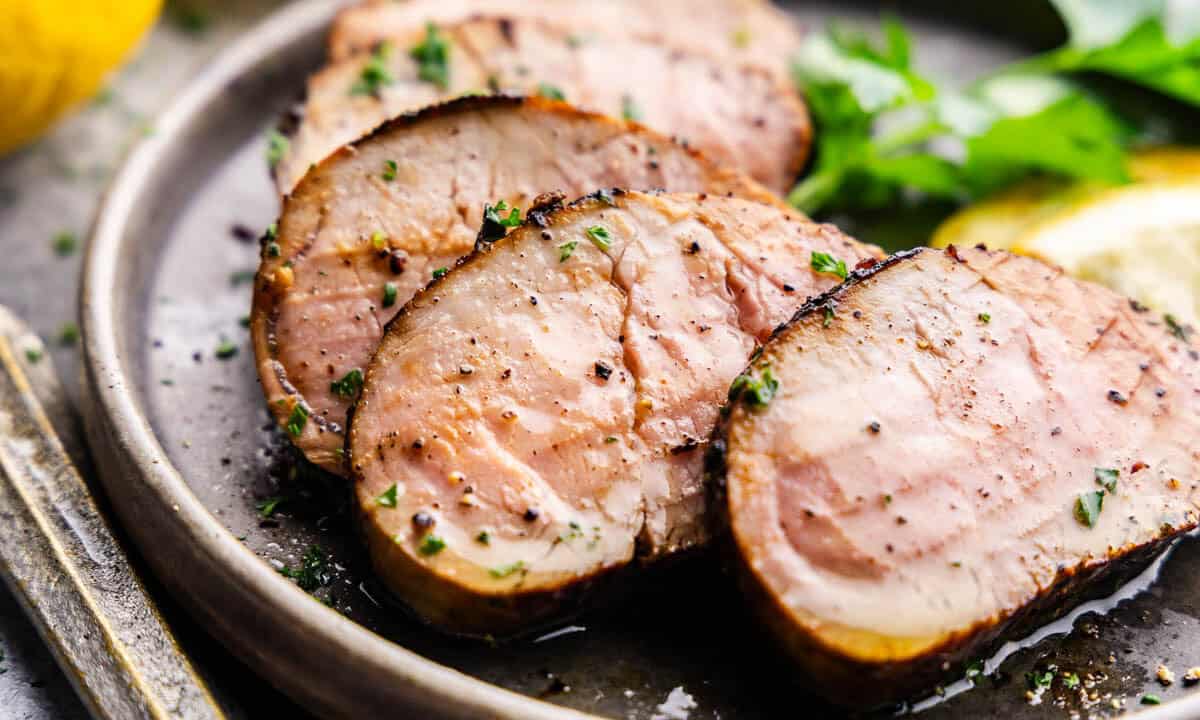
[0,3,312,717]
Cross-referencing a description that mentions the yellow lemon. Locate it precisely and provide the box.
[0,0,162,154]
[1012,182,1200,325]
[930,147,1200,252]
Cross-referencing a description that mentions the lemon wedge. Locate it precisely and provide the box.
[931,147,1200,252]
[1012,182,1200,325]
[0,0,162,155]
[931,147,1200,324]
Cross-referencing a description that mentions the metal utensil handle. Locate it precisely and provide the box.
[0,306,225,720]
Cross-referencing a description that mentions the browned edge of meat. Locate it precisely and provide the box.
[251,94,784,477]
[706,247,1199,708]
[346,190,879,637]
[276,14,812,195]
[325,0,805,78]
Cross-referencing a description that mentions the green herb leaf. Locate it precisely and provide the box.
[256,496,284,518]
[432,267,449,280]
[278,545,331,591]
[1142,693,1162,705]
[286,403,308,437]
[351,41,396,95]
[537,83,566,101]
[1062,672,1081,689]
[330,369,364,399]
[488,560,527,578]
[24,348,43,364]
[729,366,780,408]
[1165,313,1193,342]
[586,225,611,251]
[475,530,491,545]
[1094,467,1119,493]
[215,339,238,359]
[410,24,449,89]
[58,322,79,345]
[558,240,578,262]
[382,159,398,181]
[484,200,521,228]
[52,231,77,257]
[266,130,289,169]
[1074,490,1104,528]
[376,483,398,508]
[382,281,398,307]
[810,251,849,280]
[1026,668,1055,690]
[978,312,991,324]
[965,660,986,686]
[418,534,446,556]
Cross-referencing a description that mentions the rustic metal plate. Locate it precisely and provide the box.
[80,1,1200,717]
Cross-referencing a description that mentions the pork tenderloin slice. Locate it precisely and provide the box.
[277,15,811,194]
[349,190,878,636]
[252,96,780,475]
[714,246,1200,707]
[328,0,803,77]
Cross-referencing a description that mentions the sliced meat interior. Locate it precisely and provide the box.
[349,190,878,636]
[712,246,1200,707]
[328,0,803,77]
[252,96,781,475]
[276,15,811,194]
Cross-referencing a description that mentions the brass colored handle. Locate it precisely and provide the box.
[0,306,225,720]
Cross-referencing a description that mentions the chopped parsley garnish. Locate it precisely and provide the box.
[965,660,985,686]
[558,240,578,262]
[351,41,395,96]
[278,545,331,591]
[265,222,278,241]
[286,403,308,437]
[604,436,618,444]
[729,366,780,408]
[52,231,77,257]
[330,369,364,399]
[1074,490,1104,528]
[1062,672,1081,690]
[823,304,836,328]
[537,83,566,101]
[1142,694,1161,705]
[24,348,43,364]
[382,159,398,181]
[485,200,521,228]
[621,94,641,122]
[1165,313,1193,342]
[382,281,398,307]
[489,560,527,578]
[418,534,446,556]
[1026,668,1055,690]
[256,496,284,518]
[266,130,289,169]
[978,312,991,324]
[409,23,449,89]
[215,339,238,359]
[265,242,281,258]
[377,483,398,508]
[475,530,491,545]
[58,322,79,345]
[477,200,521,245]
[371,230,388,250]
[432,267,449,280]
[1094,467,1119,493]
[585,225,611,251]
[810,251,848,280]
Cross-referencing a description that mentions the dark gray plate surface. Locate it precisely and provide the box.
[82,1,1200,718]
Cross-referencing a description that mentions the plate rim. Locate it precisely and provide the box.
[79,1,599,717]
[77,1,1200,718]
